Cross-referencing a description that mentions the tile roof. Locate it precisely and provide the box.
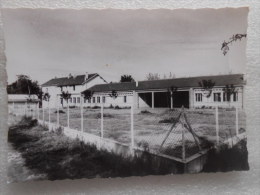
[41,73,98,87]
[84,74,245,93]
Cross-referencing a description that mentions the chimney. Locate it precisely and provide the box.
[85,72,89,80]
[136,81,138,87]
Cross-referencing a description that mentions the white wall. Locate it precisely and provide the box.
[193,87,243,108]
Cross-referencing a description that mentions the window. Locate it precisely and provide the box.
[88,98,91,103]
[70,98,72,103]
[77,97,80,103]
[73,85,75,91]
[102,96,106,103]
[233,92,238,102]
[97,97,100,103]
[60,98,63,105]
[213,93,221,102]
[60,86,63,91]
[84,98,86,103]
[124,96,127,103]
[93,97,96,103]
[195,93,202,102]
[73,97,76,103]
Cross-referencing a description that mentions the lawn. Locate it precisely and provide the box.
[36,107,246,158]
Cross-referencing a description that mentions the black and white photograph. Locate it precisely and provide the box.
[3,7,249,182]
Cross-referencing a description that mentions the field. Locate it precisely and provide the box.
[33,107,246,159]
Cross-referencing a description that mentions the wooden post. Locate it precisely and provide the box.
[215,106,219,145]
[235,106,239,136]
[81,96,84,132]
[152,91,154,109]
[131,92,135,148]
[101,100,104,138]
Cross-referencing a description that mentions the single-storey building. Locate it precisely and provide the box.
[81,74,245,109]
[41,72,107,108]
[8,94,40,114]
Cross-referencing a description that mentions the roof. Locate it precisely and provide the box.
[8,94,39,102]
[41,73,98,87]
[84,74,245,93]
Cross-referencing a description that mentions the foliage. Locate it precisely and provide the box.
[146,73,160,81]
[120,75,135,82]
[199,79,215,98]
[221,34,247,55]
[42,92,51,102]
[7,75,41,95]
[223,84,237,102]
[82,90,93,101]
[109,90,118,99]
[60,91,71,102]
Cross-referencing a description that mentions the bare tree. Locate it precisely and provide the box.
[199,80,215,98]
[146,73,160,81]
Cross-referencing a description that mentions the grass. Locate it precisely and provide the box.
[8,116,184,180]
[37,107,246,159]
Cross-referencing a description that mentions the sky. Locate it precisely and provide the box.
[3,8,248,84]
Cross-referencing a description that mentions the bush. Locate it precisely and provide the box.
[95,113,114,119]
[158,117,178,124]
[140,110,152,114]
[54,110,65,114]
[92,106,100,109]
[114,105,121,109]
[69,106,76,109]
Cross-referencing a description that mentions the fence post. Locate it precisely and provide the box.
[37,102,40,121]
[101,100,104,138]
[81,96,84,133]
[235,106,239,136]
[182,122,186,162]
[57,96,59,126]
[215,106,219,145]
[43,106,45,125]
[67,101,70,128]
[48,101,51,131]
[131,92,135,149]
[25,102,27,116]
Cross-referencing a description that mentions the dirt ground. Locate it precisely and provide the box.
[31,107,246,157]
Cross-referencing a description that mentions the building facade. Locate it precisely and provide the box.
[41,73,107,108]
[81,74,245,109]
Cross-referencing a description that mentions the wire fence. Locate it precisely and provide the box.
[10,102,246,162]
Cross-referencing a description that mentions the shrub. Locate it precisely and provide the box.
[54,110,65,114]
[69,106,76,109]
[114,105,121,109]
[140,110,152,114]
[92,106,100,109]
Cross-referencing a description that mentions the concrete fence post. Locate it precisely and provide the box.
[182,123,186,162]
[131,92,135,149]
[215,106,219,145]
[101,101,104,138]
[48,101,51,131]
[43,106,45,125]
[57,96,60,127]
[235,106,239,136]
[37,102,40,121]
[67,101,70,128]
[81,96,84,133]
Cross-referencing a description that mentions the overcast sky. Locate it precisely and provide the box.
[3,8,248,84]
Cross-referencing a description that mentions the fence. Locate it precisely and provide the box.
[9,102,246,162]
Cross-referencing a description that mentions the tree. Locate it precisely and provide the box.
[60,91,71,106]
[109,90,118,99]
[199,79,215,98]
[7,75,41,95]
[82,90,93,101]
[167,86,178,108]
[146,73,160,81]
[221,34,247,55]
[223,84,237,103]
[120,75,134,82]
